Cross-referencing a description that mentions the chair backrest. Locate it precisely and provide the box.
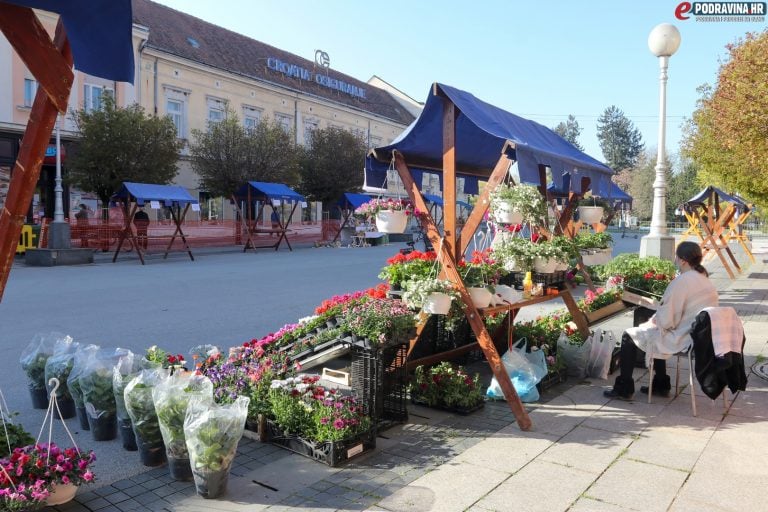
[690,307,747,400]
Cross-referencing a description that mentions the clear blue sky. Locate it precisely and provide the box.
[153,0,765,168]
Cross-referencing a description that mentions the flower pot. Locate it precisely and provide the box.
[578,206,604,224]
[534,257,557,274]
[375,209,408,234]
[467,287,493,308]
[29,386,48,409]
[87,414,117,441]
[54,397,76,420]
[119,418,137,451]
[493,202,523,225]
[554,260,570,272]
[138,442,167,467]
[423,292,452,315]
[168,456,193,481]
[45,483,78,506]
[502,258,520,272]
[326,318,338,329]
[192,466,231,499]
[76,406,90,431]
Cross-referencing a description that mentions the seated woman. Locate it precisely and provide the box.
[604,241,718,400]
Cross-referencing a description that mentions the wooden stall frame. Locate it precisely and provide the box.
[112,200,194,264]
[685,191,743,279]
[0,7,73,301]
[232,188,296,252]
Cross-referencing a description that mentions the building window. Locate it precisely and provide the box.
[207,97,226,125]
[303,119,318,145]
[84,84,113,113]
[243,107,261,131]
[166,99,185,138]
[23,79,38,107]
[274,113,292,134]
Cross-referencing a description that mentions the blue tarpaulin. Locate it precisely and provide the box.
[423,194,472,211]
[686,186,747,208]
[234,182,305,202]
[112,182,197,207]
[366,83,613,196]
[604,183,632,203]
[6,0,134,83]
[337,193,371,210]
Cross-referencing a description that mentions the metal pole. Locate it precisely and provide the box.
[53,114,64,222]
[648,55,669,239]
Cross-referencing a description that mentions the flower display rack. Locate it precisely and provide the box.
[350,341,408,428]
[500,271,567,291]
[264,419,376,467]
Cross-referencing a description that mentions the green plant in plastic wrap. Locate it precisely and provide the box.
[20,332,68,392]
[124,369,166,464]
[68,344,99,409]
[154,373,213,461]
[184,395,249,498]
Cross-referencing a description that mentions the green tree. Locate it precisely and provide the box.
[552,115,584,151]
[298,127,367,205]
[626,151,658,220]
[596,105,644,171]
[68,97,181,217]
[667,156,702,221]
[683,30,768,205]
[190,113,300,198]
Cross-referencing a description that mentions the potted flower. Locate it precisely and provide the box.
[341,297,416,347]
[492,236,536,273]
[531,239,569,274]
[124,369,167,467]
[0,413,34,459]
[576,195,610,224]
[410,362,484,413]
[80,367,117,441]
[67,344,99,431]
[459,249,503,308]
[574,232,614,266]
[402,278,459,315]
[0,442,96,508]
[184,395,249,499]
[489,184,546,225]
[154,373,213,481]
[44,342,79,420]
[594,254,675,305]
[378,250,436,290]
[19,332,65,409]
[354,198,413,234]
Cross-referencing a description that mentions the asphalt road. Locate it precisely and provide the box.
[0,232,642,486]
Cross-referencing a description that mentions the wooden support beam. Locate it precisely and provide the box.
[442,99,458,257]
[0,4,73,113]
[0,18,72,301]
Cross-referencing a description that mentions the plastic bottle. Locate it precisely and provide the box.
[522,272,533,299]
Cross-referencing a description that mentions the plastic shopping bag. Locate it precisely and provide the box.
[557,331,593,379]
[486,344,540,400]
[586,330,617,380]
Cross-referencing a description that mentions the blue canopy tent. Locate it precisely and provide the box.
[364,83,596,431]
[422,193,473,227]
[110,182,198,264]
[330,193,372,244]
[0,0,134,300]
[232,181,306,252]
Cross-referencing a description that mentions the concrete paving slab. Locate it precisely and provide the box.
[727,385,768,419]
[586,458,688,512]
[375,461,507,512]
[580,401,664,435]
[538,426,634,474]
[475,460,596,512]
[674,416,768,511]
[524,407,585,437]
[668,495,745,512]
[452,430,558,474]
[656,393,729,423]
[569,496,639,511]
[625,427,711,472]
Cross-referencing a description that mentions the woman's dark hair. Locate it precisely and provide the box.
[676,241,708,276]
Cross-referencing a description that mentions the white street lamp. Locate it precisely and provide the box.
[640,23,681,260]
[49,113,71,249]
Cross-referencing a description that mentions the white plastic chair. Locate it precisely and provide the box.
[646,344,699,416]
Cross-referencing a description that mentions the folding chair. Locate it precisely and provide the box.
[646,344,698,416]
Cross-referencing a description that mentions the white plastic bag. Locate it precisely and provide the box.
[586,330,617,380]
[557,331,593,378]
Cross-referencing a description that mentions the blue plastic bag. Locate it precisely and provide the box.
[486,338,545,401]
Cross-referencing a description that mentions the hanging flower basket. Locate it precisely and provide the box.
[578,206,604,224]
[467,287,493,308]
[423,292,452,315]
[492,202,524,225]
[45,483,78,506]
[533,257,558,274]
[375,210,408,233]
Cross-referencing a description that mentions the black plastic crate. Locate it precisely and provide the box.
[350,342,408,427]
[264,419,376,467]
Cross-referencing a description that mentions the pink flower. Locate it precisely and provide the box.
[83,471,94,482]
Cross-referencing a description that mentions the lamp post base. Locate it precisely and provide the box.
[639,234,676,260]
[48,221,71,249]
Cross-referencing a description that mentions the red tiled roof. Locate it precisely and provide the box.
[132,0,415,126]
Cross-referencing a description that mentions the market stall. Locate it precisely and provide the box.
[332,192,371,243]
[232,181,305,252]
[0,0,134,301]
[111,182,198,264]
[366,83,613,430]
[683,186,751,279]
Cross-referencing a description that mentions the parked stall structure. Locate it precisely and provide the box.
[111,182,198,264]
[232,181,306,252]
[331,192,372,243]
[366,83,614,430]
[683,186,752,278]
